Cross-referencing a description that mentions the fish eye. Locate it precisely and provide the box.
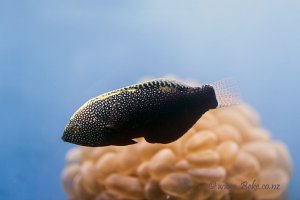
[69,121,81,133]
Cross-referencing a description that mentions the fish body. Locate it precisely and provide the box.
[62,79,237,147]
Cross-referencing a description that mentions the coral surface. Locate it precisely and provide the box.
[61,104,291,200]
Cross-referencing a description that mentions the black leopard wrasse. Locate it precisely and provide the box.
[62,79,240,147]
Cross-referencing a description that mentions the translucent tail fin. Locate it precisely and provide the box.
[211,79,241,108]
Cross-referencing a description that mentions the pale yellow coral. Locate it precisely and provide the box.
[61,104,292,200]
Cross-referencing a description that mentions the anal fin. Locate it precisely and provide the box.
[110,138,137,146]
[144,130,185,144]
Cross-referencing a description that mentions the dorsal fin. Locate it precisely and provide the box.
[93,79,192,101]
[132,79,191,90]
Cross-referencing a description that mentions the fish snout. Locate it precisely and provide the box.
[61,128,72,143]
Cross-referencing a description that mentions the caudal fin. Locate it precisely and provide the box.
[211,79,241,108]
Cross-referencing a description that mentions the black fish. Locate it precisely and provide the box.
[62,79,239,147]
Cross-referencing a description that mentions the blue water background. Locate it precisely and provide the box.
[0,1,299,199]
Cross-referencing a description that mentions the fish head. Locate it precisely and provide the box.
[61,106,108,147]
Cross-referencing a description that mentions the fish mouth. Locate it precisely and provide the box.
[61,132,78,145]
[61,131,90,146]
[61,131,70,142]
